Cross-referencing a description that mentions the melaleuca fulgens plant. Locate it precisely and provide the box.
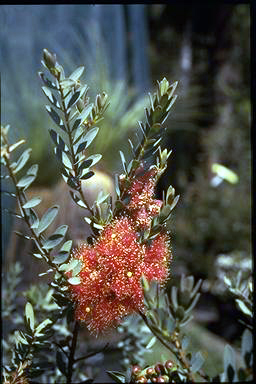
[1,49,253,383]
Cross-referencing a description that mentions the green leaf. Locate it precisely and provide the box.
[81,154,102,170]
[29,208,40,229]
[14,330,29,345]
[42,237,63,250]
[60,259,79,273]
[78,158,93,172]
[27,164,38,176]
[224,345,236,380]
[67,90,81,109]
[68,277,81,285]
[39,72,57,89]
[37,205,59,234]
[46,106,66,131]
[76,141,87,154]
[33,253,43,259]
[60,240,73,253]
[107,371,126,383]
[69,66,85,81]
[42,86,60,108]
[69,191,88,208]
[181,335,190,350]
[35,319,52,334]
[49,129,68,151]
[80,103,93,122]
[13,148,32,174]
[52,252,70,265]
[80,170,94,180]
[119,150,127,173]
[190,351,205,373]
[25,302,35,332]
[22,197,42,209]
[9,139,26,152]
[72,260,83,276]
[17,174,36,189]
[236,299,252,317]
[59,78,75,88]
[146,336,157,349]
[72,117,82,132]
[241,329,252,362]
[42,225,68,249]
[62,152,73,170]
[115,174,120,198]
[73,124,85,144]
[83,126,99,148]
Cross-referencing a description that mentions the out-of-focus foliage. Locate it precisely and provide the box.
[164,5,251,278]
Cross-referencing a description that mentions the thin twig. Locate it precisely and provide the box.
[74,343,109,363]
[66,320,80,383]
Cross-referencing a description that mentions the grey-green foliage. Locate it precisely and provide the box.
[117,316,154,369]
[109,275,205,382]
[2,262,23,324]
[109,272,253,382]
[212,252,253,323]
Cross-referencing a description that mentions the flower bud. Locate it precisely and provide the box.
[43,48,56,69]
[136,376,148,383]
[156,375,169,383]
[165,360,174,372]
[154,363,165,375]
[131,365,141,377]
[146,367,156,378]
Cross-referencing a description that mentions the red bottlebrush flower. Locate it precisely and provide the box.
[69,216,171,334]
[144,232,170,281]
[127,167,162,230]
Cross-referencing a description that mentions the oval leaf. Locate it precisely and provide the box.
[69,66,85,82]
[13,148,32,174]
[23,197,42,209]
[53,252,70,265]
[62,152,73,170]
[42,225,68,250]
[83,126,99,148]
[67,90,81,109]
[9,139,26,153]
[35,318,52,334]
[191,351,205,373]
[80,103,93,122]
[25,302,35,332]
[17,174,36,189]
[80,170,94,180]
[37,205,59,234]
[46,106,66,131]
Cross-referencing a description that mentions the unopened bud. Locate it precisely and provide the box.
[165,360,174,372]
[156,375,169,383]
[154,363,165,375]
[136,376,147,383]
[43,48,56,69]
[146,367,156,378]
[131,365,141,377]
